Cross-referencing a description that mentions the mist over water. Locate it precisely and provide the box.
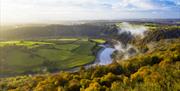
[118,22,147,38]
[98,22,147,64]
[114,41,138,60]
[114,22,147,60]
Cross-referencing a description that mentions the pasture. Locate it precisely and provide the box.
[0,39,97,76]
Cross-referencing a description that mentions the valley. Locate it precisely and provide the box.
[0,20,180,91]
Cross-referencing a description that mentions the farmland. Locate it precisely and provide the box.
[0,39,97,77]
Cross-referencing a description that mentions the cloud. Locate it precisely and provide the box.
[1,0,180,24]
[2,0,178,11]
[112,0,157,11]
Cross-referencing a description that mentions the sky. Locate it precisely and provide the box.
[0,0,180,24]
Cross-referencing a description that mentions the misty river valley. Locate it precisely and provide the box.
[0,21,180,91]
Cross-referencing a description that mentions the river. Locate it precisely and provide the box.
[67,44,116,72]
[95,44,116,65]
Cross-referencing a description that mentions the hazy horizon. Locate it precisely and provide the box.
[1,0,180,24]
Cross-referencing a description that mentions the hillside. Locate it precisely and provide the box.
[0,38,179,91]
[0,24,109,40]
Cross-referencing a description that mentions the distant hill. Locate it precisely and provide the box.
[0,24,112,40]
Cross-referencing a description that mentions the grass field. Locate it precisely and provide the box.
[0,39,98,76]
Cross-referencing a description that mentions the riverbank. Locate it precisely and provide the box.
[66,42,116,72]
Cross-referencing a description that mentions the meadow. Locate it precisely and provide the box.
[0,39,98,77]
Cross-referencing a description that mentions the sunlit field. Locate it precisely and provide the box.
[0,39,98,76]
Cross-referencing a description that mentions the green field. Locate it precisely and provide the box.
[0,39,97,76]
